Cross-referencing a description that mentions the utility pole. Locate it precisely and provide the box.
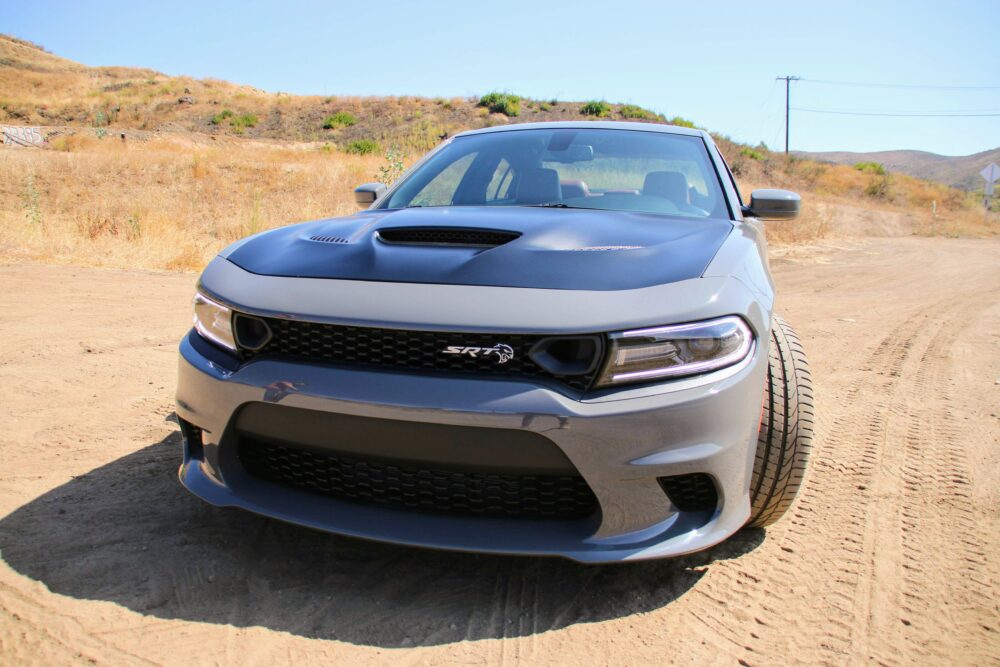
[776,75,800,153]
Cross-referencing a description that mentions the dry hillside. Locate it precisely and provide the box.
[796,147,1000,191]
[0,34,691,150]
[0,34,995,271]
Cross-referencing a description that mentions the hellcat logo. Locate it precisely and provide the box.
[441,343,515,364]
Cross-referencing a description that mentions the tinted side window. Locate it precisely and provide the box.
[485,159,516,203]
[717,150,743,206]
[399,153,477,207]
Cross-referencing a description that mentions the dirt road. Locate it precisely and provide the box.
[1,236,998,665]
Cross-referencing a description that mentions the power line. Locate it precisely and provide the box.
[800,78,1000,90]
[793,107,1000,117]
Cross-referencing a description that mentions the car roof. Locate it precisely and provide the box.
[454,120,709,140]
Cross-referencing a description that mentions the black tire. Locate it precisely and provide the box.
[746,316,814,527]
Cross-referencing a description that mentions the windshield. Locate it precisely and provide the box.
[379,128,730,219]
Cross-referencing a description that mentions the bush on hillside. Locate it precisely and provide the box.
[209,109,234,125]
[322,111,356,129]
[619,104,660,120]
[230,113,257,128]
[666,116,697,129]
[478,92,521,117]
[854,161,887,175]
[864,174,891,198]
[345,139,379,155]
[580,100,611,117]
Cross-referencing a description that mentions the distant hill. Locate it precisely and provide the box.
[794,148,1000,191]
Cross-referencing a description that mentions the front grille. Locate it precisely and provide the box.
[240,319,600,392]
[658,473,718,512]
[377,227,520,247]
[239,438,599,519]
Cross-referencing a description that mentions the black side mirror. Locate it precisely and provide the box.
[742,189,800,220]
[354,182,387,207]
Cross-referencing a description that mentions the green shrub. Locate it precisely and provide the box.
[478,92,521,116]
[580,100,611,118]
[376,146,406,184]
[539,102,551,112]
[854,161,886,175]
[619,104,659,120]
[322,111,356,129]
[230,113,257,128]
[740,146,764,161]
[209,109,234,125]
[666,116,696,129]
[345,139,379,155]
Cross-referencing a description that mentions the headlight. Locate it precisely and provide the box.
[595,316,753,387]
[192,291,236,352]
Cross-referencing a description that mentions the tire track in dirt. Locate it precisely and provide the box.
[884,288,1000,664]
[728,284,1000,664]
[735,269,999,666]
[0,580,160,666]
[732,300,951,664]
[2,239,999,666]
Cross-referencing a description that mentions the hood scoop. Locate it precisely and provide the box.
[376,227,521,248]
[309,234,349,244]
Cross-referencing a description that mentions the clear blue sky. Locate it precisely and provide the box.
[6,0,999,155]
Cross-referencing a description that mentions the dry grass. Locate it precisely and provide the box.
[2,134,993,273]
[1,33,994,272]
[0,135,383,270]
[727,145,996,246]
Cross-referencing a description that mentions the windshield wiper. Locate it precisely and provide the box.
[523,203,572,208]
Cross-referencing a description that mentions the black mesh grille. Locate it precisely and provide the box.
[658,473,718,512]
[309,234,349,244]
[239,438,599,519]
[377,227,520,247]
[241,319,599,392]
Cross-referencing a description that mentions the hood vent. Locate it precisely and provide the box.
[309,234,349,244]
[377,227,521,248]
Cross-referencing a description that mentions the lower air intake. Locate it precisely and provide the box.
[658,473,718,512]
[239,438,599,520]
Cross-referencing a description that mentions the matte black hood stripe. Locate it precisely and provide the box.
[225,206,733,291]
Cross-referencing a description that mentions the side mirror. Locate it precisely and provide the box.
[354,182,387,207]
[743,189,800,220]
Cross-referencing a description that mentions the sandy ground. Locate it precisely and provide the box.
[0,236,998,666]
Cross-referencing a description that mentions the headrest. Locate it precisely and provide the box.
[516,168,562,204]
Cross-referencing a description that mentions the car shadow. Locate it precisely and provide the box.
[0,428,764,647]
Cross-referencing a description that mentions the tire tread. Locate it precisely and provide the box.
[746,316,814,527]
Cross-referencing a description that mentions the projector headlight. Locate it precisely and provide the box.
[595,316,753,387]
[192,291,236,352]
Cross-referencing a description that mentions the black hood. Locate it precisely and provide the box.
[225,206,732,291]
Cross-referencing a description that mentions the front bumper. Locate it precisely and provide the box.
[176,331,767,563]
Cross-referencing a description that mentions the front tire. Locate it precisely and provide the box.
[746,316,814,527]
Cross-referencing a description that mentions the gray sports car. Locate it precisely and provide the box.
[176,121,813,563]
